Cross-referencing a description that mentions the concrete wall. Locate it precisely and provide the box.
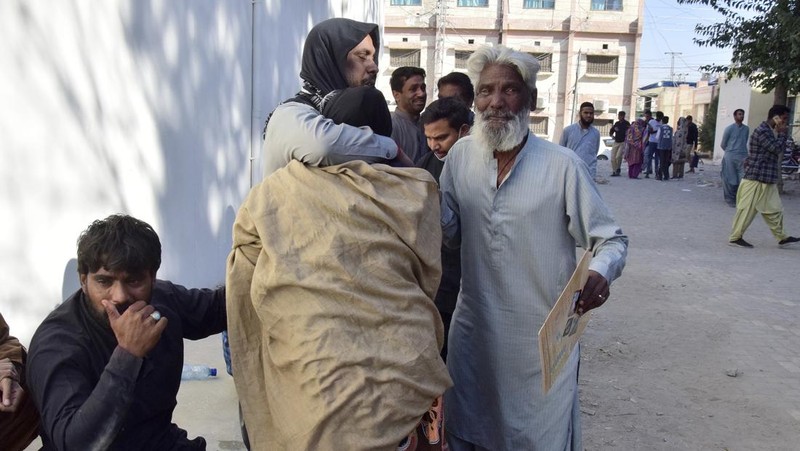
[0,0,382,344]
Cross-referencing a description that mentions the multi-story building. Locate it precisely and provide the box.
[380,0,644,142]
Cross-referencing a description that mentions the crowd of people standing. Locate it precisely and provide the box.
[616,109,697,181]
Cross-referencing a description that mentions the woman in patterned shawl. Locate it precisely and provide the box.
[671,117,690,179]
[625,118,646,178]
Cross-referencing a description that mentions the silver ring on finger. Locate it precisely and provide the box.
[150,310,162,321]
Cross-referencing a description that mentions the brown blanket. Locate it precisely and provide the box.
[0,313,40,451]
[226,161,452,450]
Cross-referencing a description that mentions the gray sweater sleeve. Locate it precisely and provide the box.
[261,102,398,179]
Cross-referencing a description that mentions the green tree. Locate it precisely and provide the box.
[676,0,800,104]
[698,93,718,153]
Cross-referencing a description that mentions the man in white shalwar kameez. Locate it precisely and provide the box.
[440,45,628,451]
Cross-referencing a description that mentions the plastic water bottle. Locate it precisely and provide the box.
[181,364,217,380]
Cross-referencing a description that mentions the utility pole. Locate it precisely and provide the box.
[665,52,682,83]
[433,0,447,83]
[571,50,581,125]
[498,0,509,44]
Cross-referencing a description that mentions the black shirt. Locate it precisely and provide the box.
[686,122,699,147]
[610,119,631,143]
[27,281,226,451]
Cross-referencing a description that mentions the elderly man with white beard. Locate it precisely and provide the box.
[439,45,628,450]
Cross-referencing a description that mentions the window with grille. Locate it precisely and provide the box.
[458,0,489,6]
[530,53,553,72]
[390,49,421,68]
[523,0,555,8]
[586,55,618,75]
[590,0,622,11]
[529,117,548,135]
[455,51,474,69]
[390,0,421,4]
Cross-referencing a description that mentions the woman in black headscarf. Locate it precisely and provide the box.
[321,87,392,137]
[233,82,449,449]
[261,18,409,177]
[298,18,380,104]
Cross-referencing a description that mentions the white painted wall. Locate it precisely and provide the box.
[714,77,773,163]
[0,0,382,344]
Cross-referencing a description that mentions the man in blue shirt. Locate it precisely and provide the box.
[644,110,663,178]
[720,109,750,207]
[560,102,601,179]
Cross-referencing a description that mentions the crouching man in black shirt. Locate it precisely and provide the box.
[27,214,226,450]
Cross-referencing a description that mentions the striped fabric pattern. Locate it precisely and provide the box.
[440,133,627,450]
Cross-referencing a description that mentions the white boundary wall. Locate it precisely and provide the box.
[714,77,773,163]
[0,0,382,343]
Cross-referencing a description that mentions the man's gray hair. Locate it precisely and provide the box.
[466,45,540,94]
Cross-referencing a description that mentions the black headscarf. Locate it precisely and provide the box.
[321,87,392,137]
[262,18,380,140]
[300,18,380,98]
[321,86,412,167]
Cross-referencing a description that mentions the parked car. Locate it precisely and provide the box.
[597,137,614,160]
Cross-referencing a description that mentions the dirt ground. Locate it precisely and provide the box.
[579,160,800,450]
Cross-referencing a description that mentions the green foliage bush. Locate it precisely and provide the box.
[698,94,719,154]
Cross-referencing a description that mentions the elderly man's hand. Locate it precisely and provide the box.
[0,357,24,412]
[575,270,610,315]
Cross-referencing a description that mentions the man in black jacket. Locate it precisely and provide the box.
[609,111,630,176]
[27,215,226,451]
[417,98,471,360]
[686,115,700,173]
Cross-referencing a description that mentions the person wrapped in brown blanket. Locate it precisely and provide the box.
[226,86,452,450]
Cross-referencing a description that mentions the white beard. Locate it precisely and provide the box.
[472,107,530,154]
